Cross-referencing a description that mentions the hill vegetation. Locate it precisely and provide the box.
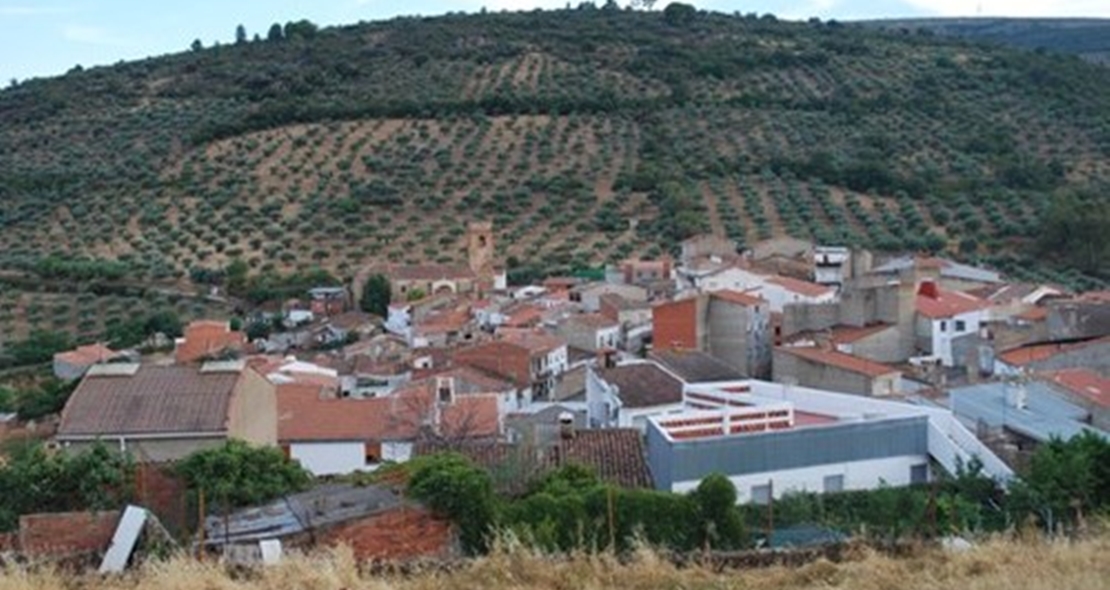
[861,18,1110,64]
[2,5,1110,306]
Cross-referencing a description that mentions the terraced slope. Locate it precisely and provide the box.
[1,9,1109,291]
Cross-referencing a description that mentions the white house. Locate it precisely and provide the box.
[695,266,837,312]
[915,281,990,367]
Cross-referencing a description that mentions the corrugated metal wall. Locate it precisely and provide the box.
[647,416,928,490]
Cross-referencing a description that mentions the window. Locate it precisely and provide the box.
[910,463,929,484]
[365,442,382,464]
[955,320,967,332]
[939,320,947,332]
[823,474,844,493]
[751,483,772,505]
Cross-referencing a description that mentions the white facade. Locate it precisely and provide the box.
[670,455,930,502]
[922,309,987,367]
[596,325,621,350]
[585,365,684,431]
[290,441,414,476]
[699,267,835,313]
[384,304,413,341]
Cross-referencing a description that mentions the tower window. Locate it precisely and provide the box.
[479,235,487,247]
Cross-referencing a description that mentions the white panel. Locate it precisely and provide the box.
[290,442,366,476]
[670,455,930,503]
[383,441,413,462]
[99,505,147,574]
[259,539,283,565]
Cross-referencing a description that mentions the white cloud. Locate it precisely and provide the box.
[902,0,1110,17]
[62,24,132,47]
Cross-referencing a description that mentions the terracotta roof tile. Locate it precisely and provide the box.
[915,285,990,319]
[1042,369,1110,409]
[998,336,1110,367]
[58,365,243,436]
[778,346,900,378]
[54,343,118,366]
[829,324,894,344]
[766,276,835,298]
[498,330,566,354]
[710,289,766,307]
[175,321,247,364]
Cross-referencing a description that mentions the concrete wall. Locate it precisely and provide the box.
[229,367,278,447]
[842,327,904,364]
[52,359,87,381]
[291,441,368,476]
[1026,340,1110,377]
[1047,302,1110,340]
[670,455,930,502]
[707,299,770,378]
[772,349,883,396]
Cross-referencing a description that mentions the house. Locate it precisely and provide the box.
[586,361,686,430]
[555,313,622,352]
[56,361,277,462]
[915,281,990,367]
[611,258,673,288]
[692,266,837,313]
[571,282,648,312]
[652,290,771,378]
[995,335,1110,377]
[413,307,478,349]
[680,234,740,267]
[793,323,905,365]
[347,356,412,398]
[252,355,342,392]
[1045,292,1110,340]
[646,380,1013,503]
[52,343,122,381]
[949,381,1109,450]
[599,293,653,353]
[277,378,501,476]
[320,311,376,343]
[870,255,1003,292]
[200,484,456,563]
[648,348,745,384]
[482,331,570,398]
[812,246,855,287]
[308,287,350,317]
[175,320,248,364]
[773,345,901,397]
[375,264,481,300]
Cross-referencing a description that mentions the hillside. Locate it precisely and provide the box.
[2,7,1110,302]
[860,18,1110,64]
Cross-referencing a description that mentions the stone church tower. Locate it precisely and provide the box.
[467,220,495,277]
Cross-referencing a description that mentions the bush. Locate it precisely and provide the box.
[177,440,311,511]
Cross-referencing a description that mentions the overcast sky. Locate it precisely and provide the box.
[3,0,1109,84]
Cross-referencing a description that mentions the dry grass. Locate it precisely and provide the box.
[3,534,1110,590]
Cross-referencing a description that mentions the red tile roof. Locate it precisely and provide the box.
[766,276,835,298]
[830,324,894,344]
[710,289,765,307]
[597,363,685,409]
[777,346,900,378]
[915,285,990,319]
[998,336,1110,367]
[1042,369,1110,409]
[54,343,118,366]
[175,321,247,364]
[277,380,500,443]
[498,330,566,354]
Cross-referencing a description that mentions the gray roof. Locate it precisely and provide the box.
[598,363,684,408]
[202,484,403,545]
[58,364,241,437]
[871,256,1002,284]
[649,349,745,383]
[949,382,1109,443]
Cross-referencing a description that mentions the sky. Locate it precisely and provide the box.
[2,0,1110,84]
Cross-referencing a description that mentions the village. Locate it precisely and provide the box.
[4,220,1110,567]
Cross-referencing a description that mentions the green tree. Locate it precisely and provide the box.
[406,288,427,302]
[190,38,203,52]
[360,273,392,317]
[235,24,247,44]
[662,2,696,26]
[177,440,310,511]
[14,378,78,421]
[1037,192,1110,276]
[283,19,318,41]
[407,453,497,555]
[225,258,249,294]
[266,23,284,41]
[8,330,73,366]
[689,473,745,549]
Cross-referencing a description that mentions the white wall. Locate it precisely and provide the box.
[624,404,686,432]
[669,455,930,503]
[701,267,834,313]
[383,441,413,463]
[290,442,367,476]
[930,309,985,367]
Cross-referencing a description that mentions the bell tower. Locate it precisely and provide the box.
[467,220,494,277]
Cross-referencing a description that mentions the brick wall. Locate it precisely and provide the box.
[316,505,455,561]
[18,511,120,558]
[0,532,15,553]
[135,463,189,535]
[652,297,699,351]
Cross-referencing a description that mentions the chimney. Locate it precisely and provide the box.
[1007,383,1028,411]
[918,280,939,300]
[598,348,618,369]
[558,411,575,440]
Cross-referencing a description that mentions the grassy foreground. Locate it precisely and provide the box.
[3,534,1110,590]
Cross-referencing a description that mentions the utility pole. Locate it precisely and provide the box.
[196,488,206,560]
[765,479,774,543]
